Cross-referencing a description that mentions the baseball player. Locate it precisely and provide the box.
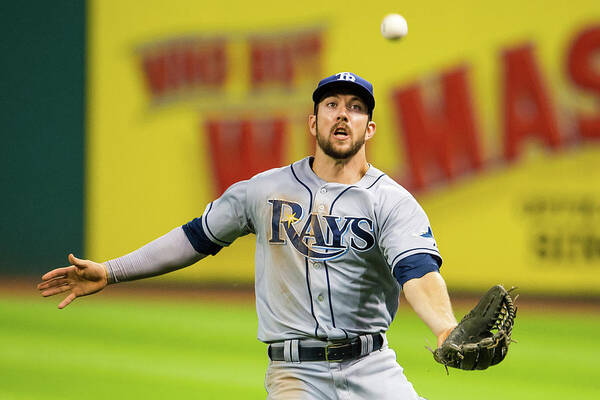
[38,72,460,399]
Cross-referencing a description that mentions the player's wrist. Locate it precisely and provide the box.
[100,263,111,285]
[436,325,456,347]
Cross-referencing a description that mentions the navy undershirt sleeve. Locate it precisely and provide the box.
[182,217,223,256]
[393,253,441,287]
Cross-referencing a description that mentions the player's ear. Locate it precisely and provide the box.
[308,114,317,138]
[365,120,376,141]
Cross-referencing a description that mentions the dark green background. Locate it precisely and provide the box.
[1,3,86,274]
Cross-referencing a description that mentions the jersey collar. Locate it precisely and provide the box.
[297,156,384,189]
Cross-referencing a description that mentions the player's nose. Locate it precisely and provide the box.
[336,104,349,121]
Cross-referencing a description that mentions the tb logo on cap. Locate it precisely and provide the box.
[336,72,356,82]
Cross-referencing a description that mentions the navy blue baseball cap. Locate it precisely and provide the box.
[312,72,375,114]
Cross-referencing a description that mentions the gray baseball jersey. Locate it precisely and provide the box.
[184,156,441,343]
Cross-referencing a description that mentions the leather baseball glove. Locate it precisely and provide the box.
[433,285,517,371]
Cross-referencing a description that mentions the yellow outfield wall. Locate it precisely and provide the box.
[87,0,600,296]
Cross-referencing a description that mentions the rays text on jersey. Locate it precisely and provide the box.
[268,199,375,260]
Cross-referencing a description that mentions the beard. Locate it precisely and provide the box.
[315,124,366,160]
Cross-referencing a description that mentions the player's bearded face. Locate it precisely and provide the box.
[315,94,370,160]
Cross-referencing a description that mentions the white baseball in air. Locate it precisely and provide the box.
[381,13,408,40]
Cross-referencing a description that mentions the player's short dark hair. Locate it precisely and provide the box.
[313,87,373,121]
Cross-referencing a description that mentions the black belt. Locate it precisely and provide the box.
[268,333,384,362]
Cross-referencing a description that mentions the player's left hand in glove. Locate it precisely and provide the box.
[432,284,517,371]
[37,253,109,309]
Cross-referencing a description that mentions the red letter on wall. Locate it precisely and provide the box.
[502,44,562,160]
[249,40,294,89]
[205,118,287,195]
[142,52,169,97]
[392,67,483,190]
[567,25,600,140]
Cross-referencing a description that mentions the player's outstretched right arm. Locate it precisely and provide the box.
[38,226,208,308]
[38,179,252,309]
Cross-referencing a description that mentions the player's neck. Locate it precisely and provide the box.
[311,150,370,185]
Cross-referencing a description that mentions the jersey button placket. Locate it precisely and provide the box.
[310,186,332,335]
[308,258,328,331]
[315,186,328,214]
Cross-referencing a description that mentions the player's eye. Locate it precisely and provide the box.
[326,101,337,108]
[349,103,365,113]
